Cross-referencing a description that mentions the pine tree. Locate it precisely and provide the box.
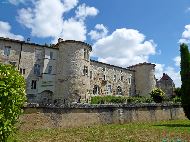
[180,43,190,119]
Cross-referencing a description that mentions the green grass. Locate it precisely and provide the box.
[9,120,190,142]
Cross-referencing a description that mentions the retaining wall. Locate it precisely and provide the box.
[20,103,186,131]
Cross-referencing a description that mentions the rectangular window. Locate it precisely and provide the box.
[107,85,112,93]
[34,64,40,76]
[31,80,37,89]
[4,46,11,56]
[20,68,22,74]
[84,49,89,60]
[83,66,88,76]
[50,51,53,59]
[102,67,106,72]
[48,66,52,74]
[90,71,92,79]
[128,77,131,84]
[121,76,124,81]
[20,68,26,75]
[23,69,25,74]
[103,75,106,80]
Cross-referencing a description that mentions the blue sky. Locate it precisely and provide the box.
[1,0,190,87]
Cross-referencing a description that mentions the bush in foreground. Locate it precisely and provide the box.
[149,88,165,103]
[0,64,26,141]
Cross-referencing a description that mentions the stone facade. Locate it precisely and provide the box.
[20,104,186,130]
[0,37,167,104]
[157,73,175,97]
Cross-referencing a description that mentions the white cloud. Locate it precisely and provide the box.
[8,0,27,5]
[88,24,108,40]
[179,24,190,43]
[92,28,156,67]
[174,56,181,67]
[75,3,99,20]
[17,0,98,42]
[17,0,66,38]
[155,63,181,87]
[0,21,24,40]
[52,18,86,43]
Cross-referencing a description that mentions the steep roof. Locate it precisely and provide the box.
[160,73,173,81]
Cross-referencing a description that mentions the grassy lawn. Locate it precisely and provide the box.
[9,120,190,142]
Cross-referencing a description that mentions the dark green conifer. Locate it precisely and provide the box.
[180,43,190,119]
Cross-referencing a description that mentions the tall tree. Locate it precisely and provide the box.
[180,43,190,119]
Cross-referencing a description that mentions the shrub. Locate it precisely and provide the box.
[91,95,154,104]
[0,64,26,141]
[149,88,165,103]
[174,87,182,97]
[127,96,153,103]
[91,96,127,104]
[172,96,181,103]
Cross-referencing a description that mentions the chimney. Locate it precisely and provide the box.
[58,38,63,43]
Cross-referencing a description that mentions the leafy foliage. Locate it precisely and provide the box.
[180,43,190,119]
[172,96,181,103]
[126,96,153,103]
[149,88,165,103]
[91,95,154,104]
[91,96,126,104]
[174,87,182,97]
[0,63,26,141]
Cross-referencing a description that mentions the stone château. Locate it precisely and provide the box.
[0,37,175,104]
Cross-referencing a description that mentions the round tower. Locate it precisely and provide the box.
[128,62,156,96]
[54,40,92,104]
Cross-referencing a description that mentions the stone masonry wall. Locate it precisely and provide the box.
[55,41,91,103]
[129,63,156,96]
[90,60,135,96]
[19,104,186,130]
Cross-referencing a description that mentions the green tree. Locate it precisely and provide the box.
[0,63,26,141]
[180,43,190,119]
[149,88,165,103]
[174,87,181,97]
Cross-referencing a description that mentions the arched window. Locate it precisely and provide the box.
[93,85,100,95]
[117,86,123,95]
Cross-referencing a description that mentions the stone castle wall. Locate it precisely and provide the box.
[128,63,156,96]
[90,60,135,96]
[55,41,92,103]
[19,104,186,130]
[0,37,159,104]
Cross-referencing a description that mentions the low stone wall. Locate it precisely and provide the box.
[19,103,186,131]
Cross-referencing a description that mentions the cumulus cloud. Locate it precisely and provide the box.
[155,63,181,87]
[52,18,86,43]
[179,25,190,43]
[174,56,181,67]
[17,0,98,42]
[92,28,156,67]
[88,24,108,40]
[75,3,99,20]
[17,0,66,38]
[0,21,24,40]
